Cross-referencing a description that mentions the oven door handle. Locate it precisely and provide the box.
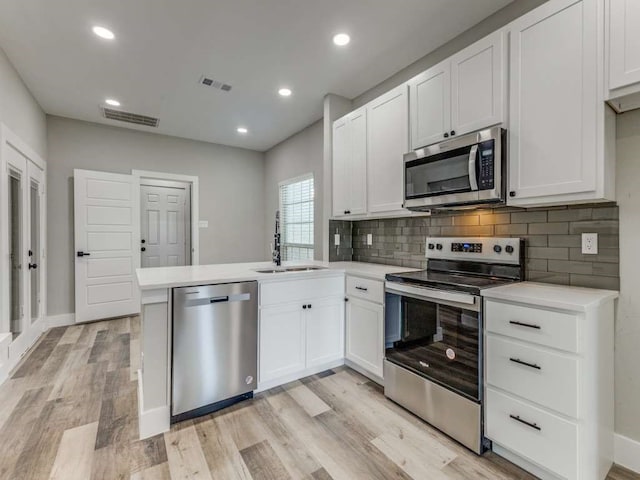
[385,283,477,306]
[468,144,479,191]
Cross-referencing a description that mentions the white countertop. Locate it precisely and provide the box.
[136,260,419,290]
[481,281,619,312]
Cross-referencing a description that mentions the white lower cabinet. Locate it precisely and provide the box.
[345,297,384,378]
[258,277,345,389]
[344,275,385,382]
[483,283,617,480]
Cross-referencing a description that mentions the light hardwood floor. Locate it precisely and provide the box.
[0,317,636,480]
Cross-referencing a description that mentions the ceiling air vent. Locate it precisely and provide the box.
[101,108,159,127]
[199,75,232,92]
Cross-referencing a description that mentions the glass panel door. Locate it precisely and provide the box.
[8,170,23,338]
[29,179,40,323]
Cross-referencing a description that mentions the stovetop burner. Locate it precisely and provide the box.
[385,236,525,294]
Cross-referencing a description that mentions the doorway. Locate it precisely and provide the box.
[140,179,192,267]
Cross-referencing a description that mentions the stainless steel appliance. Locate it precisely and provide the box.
[384,237,524,453]
[172,281,258,422]
[403,126,505,210]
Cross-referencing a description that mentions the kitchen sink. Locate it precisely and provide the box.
[253,266,327,274]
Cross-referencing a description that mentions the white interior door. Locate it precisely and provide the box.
[74,169,140,323]
[141,182,190,267]
[1,124,47,363]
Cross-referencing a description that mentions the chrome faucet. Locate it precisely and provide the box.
[272,210,281,266]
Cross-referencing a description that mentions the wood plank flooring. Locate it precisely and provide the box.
[0,316,636,480]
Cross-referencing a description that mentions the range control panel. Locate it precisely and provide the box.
[426,237,522,264]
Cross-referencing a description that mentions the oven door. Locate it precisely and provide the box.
[385,284,481,402]
[404,126,503,210]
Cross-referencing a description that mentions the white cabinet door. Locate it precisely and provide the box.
[450,30,505,137]
[346,297,384,378]
[74,169,140,323]
[305,297,344,368]
[332,116,350,217]
[349,109,368,216]
[367,85,409,214]
[259,303,306,383]
[508,0,598,204]
[409,59,451,149]
[608,0,640,90]
[331,108,367,217]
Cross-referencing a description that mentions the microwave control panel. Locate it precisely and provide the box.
[478,139,495,190]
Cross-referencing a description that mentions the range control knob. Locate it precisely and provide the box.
[493,245,502,253]
[436,244,443,251]
[428,243,435,250]
[505,245,515,254]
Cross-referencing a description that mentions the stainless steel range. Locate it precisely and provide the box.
[384,237,524,454]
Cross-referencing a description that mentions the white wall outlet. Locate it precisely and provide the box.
[198,220,209,228]
[334,234,341,246]
[582,233,598,254]
[366,233,373,246]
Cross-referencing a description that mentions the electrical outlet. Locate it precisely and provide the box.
[366,233,373,246]
[334,234,341,246]
[582,233,598,254]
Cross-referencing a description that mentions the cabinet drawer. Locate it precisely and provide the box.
[260,276,344,306]
[485,300,579,353]
[346,276,384,303]
[486,335,578,418]
[486,388,577,480]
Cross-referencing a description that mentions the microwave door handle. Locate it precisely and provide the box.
[468,145,479,191]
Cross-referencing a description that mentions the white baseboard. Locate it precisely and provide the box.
[46,313,76,329]
[137,369,170,439]
[615,433,640,473]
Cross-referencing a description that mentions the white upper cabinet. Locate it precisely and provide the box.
[367,84,409,213]
[332,108,367,217]
[409,60,451,149]
[606,0,640,111]
[409,30,505,150]
[450,30,505,138]
[508,0,615,207]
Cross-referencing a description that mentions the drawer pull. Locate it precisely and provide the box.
[509,320,541,330]
[509,414,541,431]
[355,286,368,292]
[509,357,541,370]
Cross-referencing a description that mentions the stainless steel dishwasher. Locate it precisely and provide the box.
[172,281,258,422]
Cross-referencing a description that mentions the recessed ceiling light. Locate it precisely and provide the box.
[237,127,248,134]
[333,33,350,46]
[278,88,292,97]
[92,26,115,40]
[105,98,120,107]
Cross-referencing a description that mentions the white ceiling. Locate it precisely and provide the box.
[0,0,512,151]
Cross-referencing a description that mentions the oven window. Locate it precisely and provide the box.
[405,144,475,199]
[386,297,480,401]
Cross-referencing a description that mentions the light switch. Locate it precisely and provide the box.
[334,234,341,246]
[581,233,598,254]
[367,233,373,246]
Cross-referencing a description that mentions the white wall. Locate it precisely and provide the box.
[0,47,46,159]
[46,116,266,316]
[264,120,323,260]
[615,109,640,442]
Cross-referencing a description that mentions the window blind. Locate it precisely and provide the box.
[279,174,314,261]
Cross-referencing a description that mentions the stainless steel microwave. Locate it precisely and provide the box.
[403,126,506,210]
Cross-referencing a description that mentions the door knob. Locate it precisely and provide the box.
[141,239,146,244]
[28,263,38,270]
[141,247,146,252]
[77,251,90,257]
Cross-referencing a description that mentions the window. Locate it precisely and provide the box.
[279,174,314,261]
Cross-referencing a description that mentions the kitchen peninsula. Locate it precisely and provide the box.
[135,260,418,439]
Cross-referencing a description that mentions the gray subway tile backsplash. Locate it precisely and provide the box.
[330,203,620,290]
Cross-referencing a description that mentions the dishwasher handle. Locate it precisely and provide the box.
[183,292,251,307]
